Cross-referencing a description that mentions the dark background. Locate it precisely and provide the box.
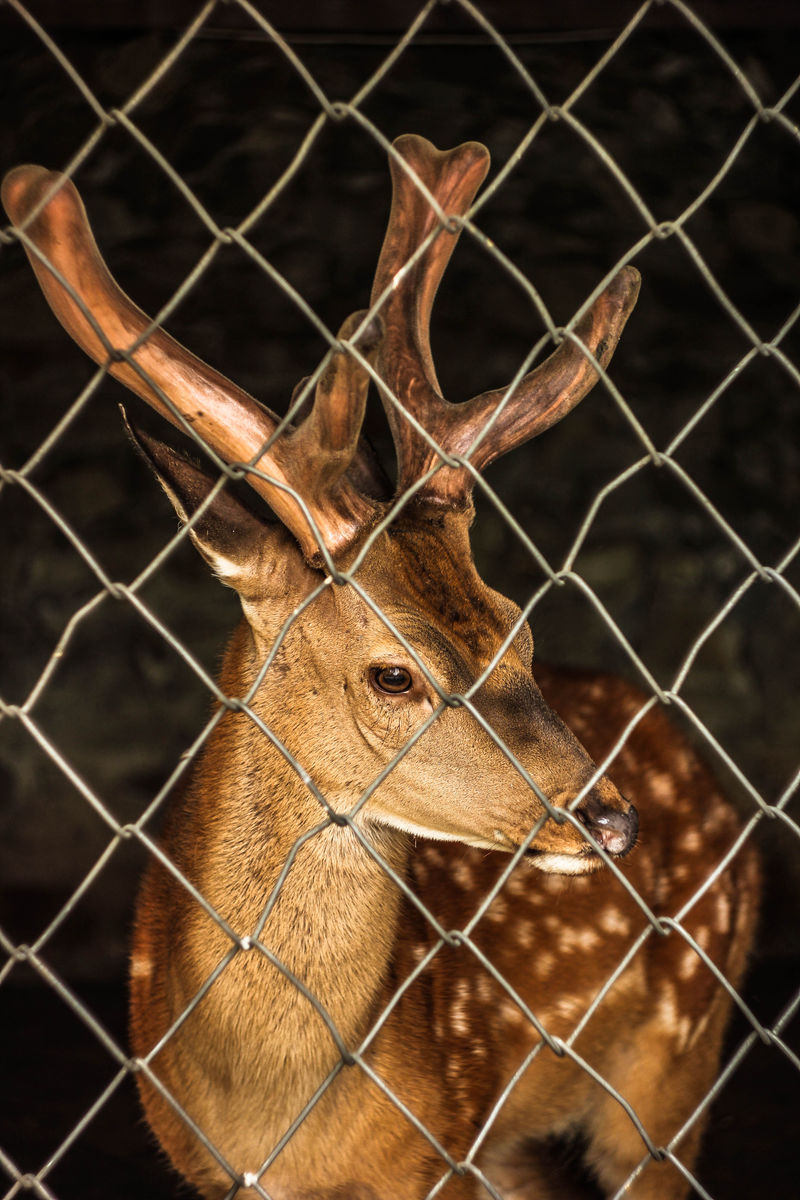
[0,1,798,1196]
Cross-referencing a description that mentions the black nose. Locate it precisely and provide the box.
[576,794,639,857]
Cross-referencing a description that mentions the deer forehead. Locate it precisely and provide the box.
[344,521,532,668]
[330,595,533,703]
[244,519,533,695]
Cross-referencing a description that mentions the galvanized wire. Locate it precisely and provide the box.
[0,0,797,1198]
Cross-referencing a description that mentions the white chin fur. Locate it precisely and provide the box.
[372,813,498,851]
[528,851,602,876]
[370,816,604,871]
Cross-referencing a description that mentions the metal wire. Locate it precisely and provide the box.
[0,0,796,1197]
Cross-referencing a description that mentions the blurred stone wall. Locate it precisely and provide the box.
[0,8,798,990]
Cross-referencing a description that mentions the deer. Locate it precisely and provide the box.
[2,135,759,1200]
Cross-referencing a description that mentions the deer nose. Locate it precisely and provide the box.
[575,788,639,858]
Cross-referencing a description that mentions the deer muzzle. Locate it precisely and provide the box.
[516,775,639,874]
[574,784,639,857]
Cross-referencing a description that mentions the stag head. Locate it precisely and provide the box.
[2,135,641,871]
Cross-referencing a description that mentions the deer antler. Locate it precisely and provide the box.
[1,166,383,564]
[372,134,641,506]
[2,140,639,553]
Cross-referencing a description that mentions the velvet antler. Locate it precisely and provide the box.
[1,166,383,563]
[2,138,640,552]
[371,135,640,506]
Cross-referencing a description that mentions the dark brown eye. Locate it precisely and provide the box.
[371,666,414,695]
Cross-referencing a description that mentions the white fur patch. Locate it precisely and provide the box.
[598,905,631,937]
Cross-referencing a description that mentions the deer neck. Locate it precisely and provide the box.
[173,642,412,1085]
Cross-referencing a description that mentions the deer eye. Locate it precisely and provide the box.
[370,666,414,695]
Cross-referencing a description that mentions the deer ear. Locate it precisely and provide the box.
[123,410,273,590]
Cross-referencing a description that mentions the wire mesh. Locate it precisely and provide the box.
[1,1,798,1198]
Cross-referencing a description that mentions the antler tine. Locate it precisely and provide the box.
[425,265,641,503]
[370,134,490,493]
[372,137,640,507]
[2,166,381,563]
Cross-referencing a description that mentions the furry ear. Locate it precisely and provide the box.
[123,410,275,590]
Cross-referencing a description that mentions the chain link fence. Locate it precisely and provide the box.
[1,1,799,1197]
